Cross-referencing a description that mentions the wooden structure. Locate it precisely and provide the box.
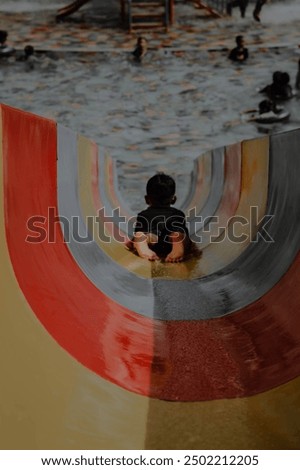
[121,0,174,31]
[55,0,227,28]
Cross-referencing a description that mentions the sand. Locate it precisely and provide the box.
[0,0,300,208]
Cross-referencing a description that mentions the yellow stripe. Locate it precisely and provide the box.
[187,150,212,213]
[145,377,300,449]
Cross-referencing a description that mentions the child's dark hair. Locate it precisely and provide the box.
[236,35,243,45]
[146,173,176,205]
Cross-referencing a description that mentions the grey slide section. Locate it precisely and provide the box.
[57,124,155,316]
[191,146,225,236]
[97,152,135,237]
[57,125,300,321]
[177,156,203,212]
[152,130,300,320]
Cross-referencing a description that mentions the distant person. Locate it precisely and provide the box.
[132,173,191,262]
[258,99,278,115]
[22,45,35,60]
[259,71,282,98]
[16,45,38,70]
[132,37,147,62]
[260,71,293,100]
[229,35,249,62]
[253,0,267,22]
[0,30,15,58]
[226,1,249,18]
[295,60,300,90]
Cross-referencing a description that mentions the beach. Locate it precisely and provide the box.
[1,0,300,209]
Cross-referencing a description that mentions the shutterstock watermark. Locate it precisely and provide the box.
[25,206,274,245]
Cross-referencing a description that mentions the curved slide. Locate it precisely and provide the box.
[1,103,300,449]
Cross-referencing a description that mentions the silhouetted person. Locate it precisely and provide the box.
[17,45,35,61]
[24,45,35,59]
[256,99,289,122]
[229,35,248,62]
[260,71,293,100]
[259,99,278,115]
[226,1,248,18]
[253,0,267,22]
[0,30,15,58]
[132,37,147,63]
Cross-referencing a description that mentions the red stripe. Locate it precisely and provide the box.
[2,104,153,396]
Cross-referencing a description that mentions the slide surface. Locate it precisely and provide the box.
[1,104,299,449]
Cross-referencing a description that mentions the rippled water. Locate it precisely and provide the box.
[1,0,300,209]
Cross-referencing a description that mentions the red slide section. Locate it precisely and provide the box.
[2,104,154,397]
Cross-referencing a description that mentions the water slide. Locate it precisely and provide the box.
[1,103,300,449]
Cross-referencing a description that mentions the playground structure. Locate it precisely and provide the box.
[56,0,227,28]
[1,103,300,449]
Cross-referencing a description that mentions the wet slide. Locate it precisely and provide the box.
[1,103,300,449]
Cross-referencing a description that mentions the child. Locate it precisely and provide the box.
[228,35,248,62]
[258,99,279,116]
[0,30,15,58]
[16,45,38,71]
[132,37,147,62]
[260,71,293,100]
[133,173,190,262]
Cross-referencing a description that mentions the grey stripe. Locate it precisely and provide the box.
[57,124,154,316]
[192,146,225,236]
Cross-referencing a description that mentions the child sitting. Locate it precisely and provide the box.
[133,173,190,262]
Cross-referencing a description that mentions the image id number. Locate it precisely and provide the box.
[184,455,259,466]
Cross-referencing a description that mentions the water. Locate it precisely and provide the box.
[1,0,300,209]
